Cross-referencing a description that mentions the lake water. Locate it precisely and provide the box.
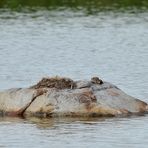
[0,1,148,147]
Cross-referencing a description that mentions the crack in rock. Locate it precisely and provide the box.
[18,89,47,117]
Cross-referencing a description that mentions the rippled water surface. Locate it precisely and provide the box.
[1,116,148,148]
[0,1,148,147]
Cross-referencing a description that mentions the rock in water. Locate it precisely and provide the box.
[0,76,147,118]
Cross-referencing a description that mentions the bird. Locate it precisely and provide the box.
[91,77,103,85]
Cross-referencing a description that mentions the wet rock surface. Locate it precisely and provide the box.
[0,76,147,118]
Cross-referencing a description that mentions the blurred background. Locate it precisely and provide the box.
[0,0,148,12]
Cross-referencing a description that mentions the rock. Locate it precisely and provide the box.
[24,88,121,117]
[76,80,91,89]
[0,76,147,118]
[0,88,46,116]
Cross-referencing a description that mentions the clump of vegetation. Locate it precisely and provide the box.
[31,76,76,89]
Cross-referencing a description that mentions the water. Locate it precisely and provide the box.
[1,116,148,148]
[0,1,148,147]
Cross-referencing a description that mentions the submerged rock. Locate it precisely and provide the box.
[0,76,147,118]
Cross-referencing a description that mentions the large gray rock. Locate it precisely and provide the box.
[0,88,46,116]
[0,77,147,118]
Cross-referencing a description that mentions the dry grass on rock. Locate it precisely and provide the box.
[31,76,76,89]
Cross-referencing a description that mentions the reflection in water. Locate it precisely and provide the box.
[26,117,107,129]
[0,116,107,128]
[1,116,148,148]
[0,117,25,124]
